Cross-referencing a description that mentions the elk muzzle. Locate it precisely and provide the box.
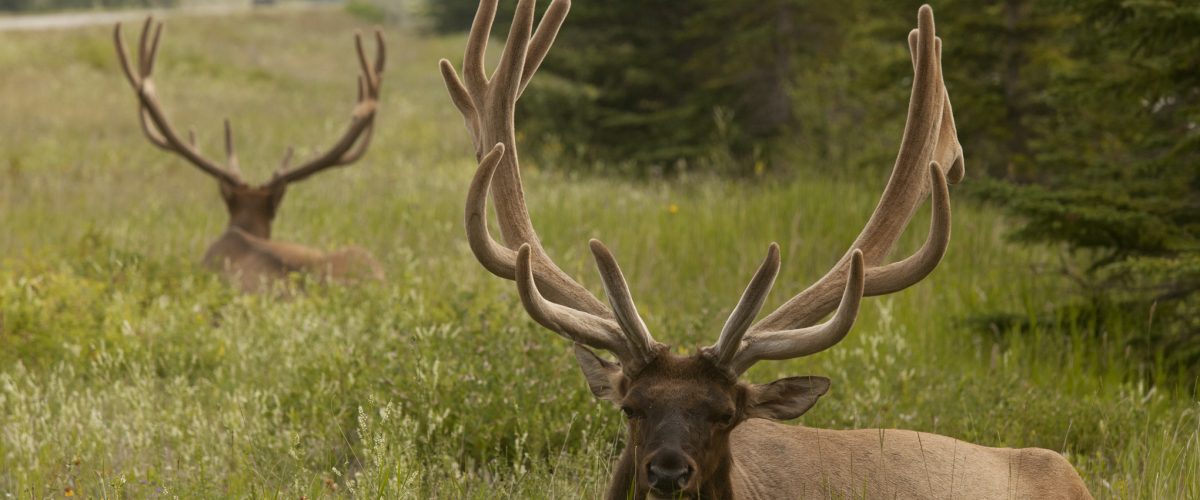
[642,449,698,497]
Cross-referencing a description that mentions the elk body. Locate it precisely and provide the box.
[114,19,386,292]
[441,1,1093,498]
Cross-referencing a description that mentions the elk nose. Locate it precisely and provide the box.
[647,460,693,494]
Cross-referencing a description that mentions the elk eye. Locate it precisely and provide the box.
[620,406,640,419]
[717,412,735,425]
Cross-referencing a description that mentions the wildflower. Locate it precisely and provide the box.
[64,488,74,497]
[667,203,679,214]
[754,160,765,176]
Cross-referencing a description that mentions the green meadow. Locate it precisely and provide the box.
[1,7,1196,498]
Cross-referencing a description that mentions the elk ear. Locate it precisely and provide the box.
[744,376,830,421]
[572,344,626,404]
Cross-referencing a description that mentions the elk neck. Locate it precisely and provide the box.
[220,182,284,240]
[226,210,272,239]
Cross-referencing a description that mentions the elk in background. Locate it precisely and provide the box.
[443,1,1093,498]
[114,18,386,292]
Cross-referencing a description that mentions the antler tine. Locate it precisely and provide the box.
[135,110,169,149]
[336,116,377,165]
[144,21,163,76]
[707,243,781,368]
[114,19,243,187]
[136,16,153,75]
[113,24,139,88]
[354,32,378,96]
[519,0,570,97]
[439,60,479,151]
[463,0,499,95]
[729,251,866,375]
[116,24,166,151]
[747,4,959,339]
[864,162,949,294]
[373,30,386,74]
[466,144,520,278]
[589,239,659,369]
[515,244,637,366]
[223,119,241,176]
[908,31,963,184]
[491,0,535,104]
[270,31,386,186]
[933,41,965,184]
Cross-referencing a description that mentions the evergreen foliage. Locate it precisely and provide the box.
[515,0,851,174]
[980,0,1200,377]
[863,0,1199,378]
[426,0,514,34]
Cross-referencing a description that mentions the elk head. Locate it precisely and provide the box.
[444,1,961,498]
[114,18,385,240]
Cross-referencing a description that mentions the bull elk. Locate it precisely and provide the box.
[114,18,386,292]
[442,1,1093,498]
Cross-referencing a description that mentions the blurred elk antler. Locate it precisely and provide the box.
[114,18,388,291]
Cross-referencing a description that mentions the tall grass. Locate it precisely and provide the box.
[0,8,1196,498]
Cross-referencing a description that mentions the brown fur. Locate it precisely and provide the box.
[578,348,1091,500]
[201,183,383,292]
[729,422,1092,500]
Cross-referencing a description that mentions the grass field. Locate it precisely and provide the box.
[1,7,1197,499]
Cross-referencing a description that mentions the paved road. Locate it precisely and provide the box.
[0,4,312,32]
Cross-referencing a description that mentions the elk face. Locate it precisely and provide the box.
[575,346,830,498]
[218,182,286,238]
